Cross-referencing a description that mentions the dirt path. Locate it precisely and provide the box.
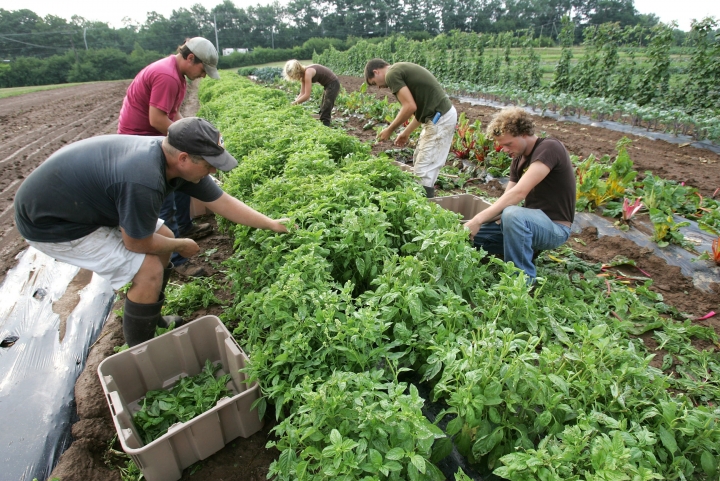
[0,75,717,481]
[0,81,131,284]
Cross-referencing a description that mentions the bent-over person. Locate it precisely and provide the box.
[15,118,288,347]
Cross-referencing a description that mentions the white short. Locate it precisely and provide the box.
[26,220,165,290]
[413,106,458,188]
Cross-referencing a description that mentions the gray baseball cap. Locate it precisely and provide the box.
[185,37,220,79]
[167,117,237,171]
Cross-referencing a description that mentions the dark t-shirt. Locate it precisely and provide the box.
[509,137,576,223]
[15,135,223,242]
[385,62,452,123]
[308,64,338,87]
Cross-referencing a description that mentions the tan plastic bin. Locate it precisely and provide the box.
[97,315,263,481]
[392,160,414,173]
[430,194,492,223]
[189,197,212,218]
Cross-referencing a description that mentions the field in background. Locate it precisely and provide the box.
[0,82,88,99]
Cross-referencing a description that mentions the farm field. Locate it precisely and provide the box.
[1,73,718,480]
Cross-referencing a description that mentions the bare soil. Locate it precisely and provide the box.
[0,74,716,481]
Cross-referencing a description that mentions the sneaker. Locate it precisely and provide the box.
[179,223,213,240]
[174,262,208,278]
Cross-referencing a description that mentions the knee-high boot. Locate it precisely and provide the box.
[122,295,163,347]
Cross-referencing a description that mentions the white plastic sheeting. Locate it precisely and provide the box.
[455,95,720,156]
[0,247,114,481]
[572,212,720,293]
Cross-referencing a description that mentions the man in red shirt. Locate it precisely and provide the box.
[118,37,220,276]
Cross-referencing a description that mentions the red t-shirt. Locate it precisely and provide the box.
[118,55,186,136]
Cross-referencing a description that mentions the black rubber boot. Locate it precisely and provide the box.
[161,262,173,293]
[123,295,163,347]
[156,292,184,330]
[423,186,435,198]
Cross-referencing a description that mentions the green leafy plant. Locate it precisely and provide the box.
[267,370,446,480]
[162,277,222,316]
[133,360,233,444]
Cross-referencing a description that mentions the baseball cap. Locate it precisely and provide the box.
[185,37,220,79]
[167,117,238,171]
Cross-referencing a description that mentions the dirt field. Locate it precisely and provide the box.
[0,81,130,285]
[0,75,717,481]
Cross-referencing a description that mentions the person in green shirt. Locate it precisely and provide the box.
[364,59,457,198]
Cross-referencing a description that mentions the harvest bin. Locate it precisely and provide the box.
[97,315,263,481]
[430,194,491,222]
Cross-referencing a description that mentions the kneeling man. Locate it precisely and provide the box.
[15,117,288,346]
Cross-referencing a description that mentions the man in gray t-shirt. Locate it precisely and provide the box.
[15,117,288,346]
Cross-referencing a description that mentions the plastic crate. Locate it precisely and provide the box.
[392,160,414,173]
[97,315,263,481]
[189,197,212,218]
[430,194,492,223]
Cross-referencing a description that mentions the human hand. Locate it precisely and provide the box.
[378,128,392,141]
[176,238,200,258]
[465,218,481,239]
[394,131,409,147]
[270,218,290,233]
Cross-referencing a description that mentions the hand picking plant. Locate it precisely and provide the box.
[133,360,233,444]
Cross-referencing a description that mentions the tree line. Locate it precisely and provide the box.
[1,0,666,61]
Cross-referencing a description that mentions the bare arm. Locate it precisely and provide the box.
[465,162,551,237]
[379,87,417,141]
[292,68,315,105]
[121,227,199,258]
[394,116,422,147]
[148,106,173,135]
[207,192,288,233]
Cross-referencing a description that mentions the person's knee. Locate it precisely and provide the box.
[157,224,175,239]
[501,205,523,224]
[133,255,164,288]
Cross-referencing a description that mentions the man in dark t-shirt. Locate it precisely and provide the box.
[465,107,575,283]
[16,117,288,346]
[364,59,457,198]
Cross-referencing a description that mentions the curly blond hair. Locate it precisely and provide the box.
[283,59,305,81]
[486,107,535,138]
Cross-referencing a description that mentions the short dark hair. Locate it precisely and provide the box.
[364,58,389,83]
[177,43,203,64]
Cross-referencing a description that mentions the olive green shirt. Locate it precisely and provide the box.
[385,62,452,123]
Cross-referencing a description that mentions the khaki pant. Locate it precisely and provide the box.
[413,106,457,188]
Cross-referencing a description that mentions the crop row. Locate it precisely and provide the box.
[196,74,720,480]
[314,19,720,143]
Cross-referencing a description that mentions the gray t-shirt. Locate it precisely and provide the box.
[15,135,223,242]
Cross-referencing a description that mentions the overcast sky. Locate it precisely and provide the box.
[2,0,717,31]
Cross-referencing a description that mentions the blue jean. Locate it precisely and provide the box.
[473,206,571,281]
[159,191,193,266]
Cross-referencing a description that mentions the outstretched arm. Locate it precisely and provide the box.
[207,192,288,233]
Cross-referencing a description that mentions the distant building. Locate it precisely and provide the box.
[222,48,249,56]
